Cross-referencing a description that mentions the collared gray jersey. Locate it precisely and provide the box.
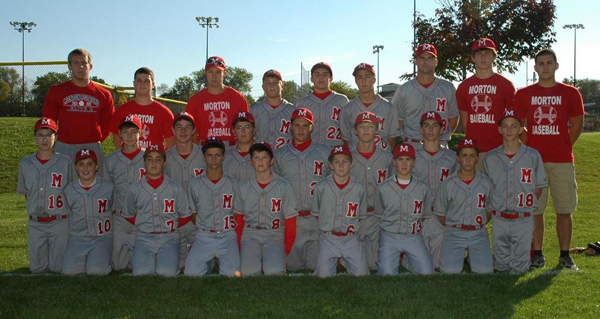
[349,146,393,210]
[374,176,431,234]
[165,144,206,191]
[433,172,493,227]
[312,175,366,233]
[63,177,113,237]
[250,99,296,149]
[124,175,191,233]
[392,78,459,141]
[17,153,74,216]
[340,95,401,150]
[188,173,238,232]
[413,146,458,211]
[223,146,254,180]
[295,91,349,147]
[273,141,330,211]
[233,173,297,229]
[103,149,146,212]
[483,145,547,213]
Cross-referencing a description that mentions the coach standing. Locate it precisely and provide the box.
[42,48,114,175]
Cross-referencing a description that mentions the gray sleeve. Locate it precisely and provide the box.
[433,181,448,216]
[373,186,384,218]
[534,152,548,189]
[122,187,137,218]
[340,102,354,142]
[358,185,367,220]
[385,104,402,138]
[311,183,322,217]
[446,84,459,118]
[177,185,192,218]
[283,182,298,219]
[17,160,27,195]
[232,182,244,215]
[422,188,432,219]
[391,87,405,121]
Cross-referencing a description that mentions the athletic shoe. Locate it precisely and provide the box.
[529,254,546,269]
[558,256,579,271]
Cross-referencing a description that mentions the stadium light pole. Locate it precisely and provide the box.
[195,17,220,62]
[10,21,36,116]
[373,45,384,93]
[563,24,584,87]
[413,0,416,75]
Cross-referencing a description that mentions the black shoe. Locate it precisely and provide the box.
[558,256,579,271]
[529,254,546,270]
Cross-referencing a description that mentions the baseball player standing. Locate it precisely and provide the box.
[250,69,296,149]
[375,144,434,275]
[42,48,114,176]
[434,139,494,274]
[312,145,368,277]
[296,62,349,147]
[349,111,393,270]
[186,137,240,277]
[413,111,458,269]
[513,49,585,270]
[110,67,175,150]
[17,118,74,273]
[341,63,400,150]
[456,38,516,169]
[274,108,330,271]
[233,142,298,276]
[62,149,114,275]
[185,56,249,146]
[103,115,146,270]
[391,44,459,148]
[223,112,256,179]
[483,110,547,272]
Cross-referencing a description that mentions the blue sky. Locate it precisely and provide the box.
[2,0,599,99]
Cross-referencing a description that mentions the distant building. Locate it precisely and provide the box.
[379,82,400,101]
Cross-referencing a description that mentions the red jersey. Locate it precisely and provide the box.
[42,80,114,144]
[110,100,174,148]
[184,86,249,144]
[456,73,515,152]
[513,83,584,163]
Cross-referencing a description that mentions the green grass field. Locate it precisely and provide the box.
[0,118,598,318]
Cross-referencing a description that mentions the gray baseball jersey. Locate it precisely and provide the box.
[392,78,459,141]
[312,176,367,233]
[103,149,146,212]
[63,177,114,237]
[413,146,458,206]
[349,147,393,210]
[295,91,349,147]
[340,95,401,150]
[483,145,548,213]
[433,172,494,227]
[223,146,254,180]
[124,175,192,233]
[165,144,206,191]
[374,177,431,234]
[250,99,296,149]
[188,173,238,232]
[233,173,298,229]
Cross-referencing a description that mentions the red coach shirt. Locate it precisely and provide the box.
[185,87,249,144]
[514,83,584,163]
[42,80,114,144]
[110,100,174,149]
[456,73,515,152]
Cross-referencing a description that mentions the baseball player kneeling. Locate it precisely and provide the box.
[124,145,191,276]
[483,110,547,272]
[233,142,298,276]
[62,149,114,275]
[434,139,494,274]
[375,143,434,275]
[185,137,240,277]
[312,145,369,277]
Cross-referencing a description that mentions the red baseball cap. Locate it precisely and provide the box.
[497,109,523,125]
[328,145,352,161]
[263,69,283,81]
[205,56,226,71]
[420,111,443,125]
[311,62,333,77]
[457,138,478,152]
[291,108,314,124]
[232,111,255,127]
[75,148,98,163]
[415,43,438,58]
[355,111,379,126]
[472,38,497,52]
[393,143,416,159]
[352,63,376,76]
[144,144,166,158]
[34,117,57,133]
[173,112,195,126]
[120,114,143,130]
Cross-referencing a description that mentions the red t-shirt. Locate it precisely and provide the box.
[513,83,584,163]
[42,80,114,144]
[110,100,174,149]
[185,87,249,144]
[456,73,515,152]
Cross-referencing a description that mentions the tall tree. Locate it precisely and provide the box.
[191,66,254,95]
[330,81,359,100]
[162,76,195,101]
[31,72,70,110]
[0,67,23,116]
[564,78,600,112]
[407,0,556,81]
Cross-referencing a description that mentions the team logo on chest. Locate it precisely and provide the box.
[63,94,100,113]
[413,200,423,214]
[440,168,450,182]
[97,199,108,213]
[520,168,532,184]
[139,168,147,179]
[477,193,486,208]
[194,168,204,177]
[346,202,359,218]
[223,194,233,209]
[377,169,387,184]
[280,119,291,134]
[436,98,447,112]
[271,198,282,212]
[51,173,63,188]
[331,107,341,121]
[313,161,324,176]
[164,199,175,213]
